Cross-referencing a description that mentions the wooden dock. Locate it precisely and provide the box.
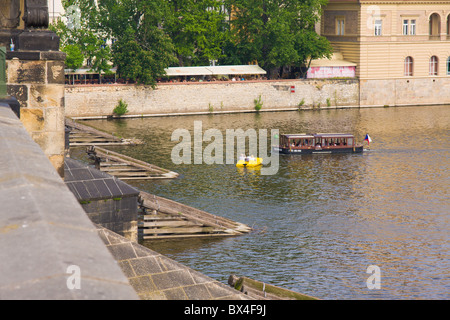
[66,118,142,146]
[87,146,179,180]
[139,191,252,239]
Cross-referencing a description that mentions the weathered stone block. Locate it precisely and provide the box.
[47,61,65,84]
[7,84,28,108]
[20,108,44,132]
[7,59,46,84]
[31,131,65,156]
[29,84,64,108]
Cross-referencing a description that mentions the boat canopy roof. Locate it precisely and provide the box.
[281,134,315,139]
[314,133,355,138]
[281,133,355,139]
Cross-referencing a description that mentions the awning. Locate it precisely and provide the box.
[164,65,266,76]
[64,67,117,75]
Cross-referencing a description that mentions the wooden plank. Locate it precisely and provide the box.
[228,275,319,300]
[142,233,239,240]
[143,220,202,228]
[93,147,178,178]
[142,226,215,234]
[140,192,248,232]
[143,214,186,221]
[66,118,122,142]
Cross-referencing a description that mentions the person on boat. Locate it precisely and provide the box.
[239,154,245,161]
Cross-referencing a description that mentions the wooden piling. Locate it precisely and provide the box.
[87,146,178,180]
[228,275,319,300]
[139,191,252,239]
[66,118,143,146]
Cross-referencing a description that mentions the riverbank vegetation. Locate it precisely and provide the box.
[52,0,332,86]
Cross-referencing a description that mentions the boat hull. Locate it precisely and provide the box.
[273,146,363,154]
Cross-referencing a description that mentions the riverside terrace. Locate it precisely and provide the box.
[0,102,250,300]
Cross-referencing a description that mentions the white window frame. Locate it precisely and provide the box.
[410,19,416,35]
[403,20,409,35]
[429,56,438,76]
[336,18,345,35]
[446,57,450,75]
[404,57,413,76]
[374,20,382,36]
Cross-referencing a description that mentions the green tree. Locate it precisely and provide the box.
[62,44,84,71]
[166,0,229,66]
[50,0,112,75]
[224,0,333,78]
[98,0,177,86]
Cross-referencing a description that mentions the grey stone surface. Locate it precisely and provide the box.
[99,226,251,300]
[0,107,138,299]
[64,157,139,201]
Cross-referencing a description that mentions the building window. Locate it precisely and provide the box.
[447,57,450,75]
[336,18,345,35]
[402,19,416,35]
[429,13,441,39]
[404,57,413,76]
[374,20,382,36]
[429,56,438,76]
[447,15,450,37]
[410,20,416,35]
[403,20,409,35]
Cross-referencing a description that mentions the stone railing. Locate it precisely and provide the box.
[0,102,138,299]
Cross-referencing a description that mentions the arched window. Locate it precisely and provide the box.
[447,14,450,37]
[429,13,441,40]
[447,57,450,75]
[404,57,413,76]
[429,56,438,76]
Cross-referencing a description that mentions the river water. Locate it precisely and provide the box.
[78,105,449,300]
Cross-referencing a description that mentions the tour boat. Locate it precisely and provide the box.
[273,133,364,154]
[236,156,263,167]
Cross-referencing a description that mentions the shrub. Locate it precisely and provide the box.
[113,99,129,116]
[254,95,263,112]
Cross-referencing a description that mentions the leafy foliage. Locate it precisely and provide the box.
[52,0,333,83]
[61,44,84,71]
[224,0,333,78]
[165,0,229,66]
[98,0,177,86]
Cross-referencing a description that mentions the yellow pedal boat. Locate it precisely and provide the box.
[236,157,263,167]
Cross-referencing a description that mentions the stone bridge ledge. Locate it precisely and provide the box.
[0,105,138,299]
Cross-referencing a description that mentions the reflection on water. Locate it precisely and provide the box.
[79,106,449,299]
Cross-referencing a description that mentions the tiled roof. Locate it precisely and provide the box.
[64,158,139,201]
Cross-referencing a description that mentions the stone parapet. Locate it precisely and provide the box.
[0,105,138,299]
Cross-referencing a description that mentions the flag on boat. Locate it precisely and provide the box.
[364,134,372,145]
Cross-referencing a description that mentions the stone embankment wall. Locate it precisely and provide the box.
[65,79,360,118]
[360,77,450,107]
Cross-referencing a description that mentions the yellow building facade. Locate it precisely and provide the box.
[321,0,450,106]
